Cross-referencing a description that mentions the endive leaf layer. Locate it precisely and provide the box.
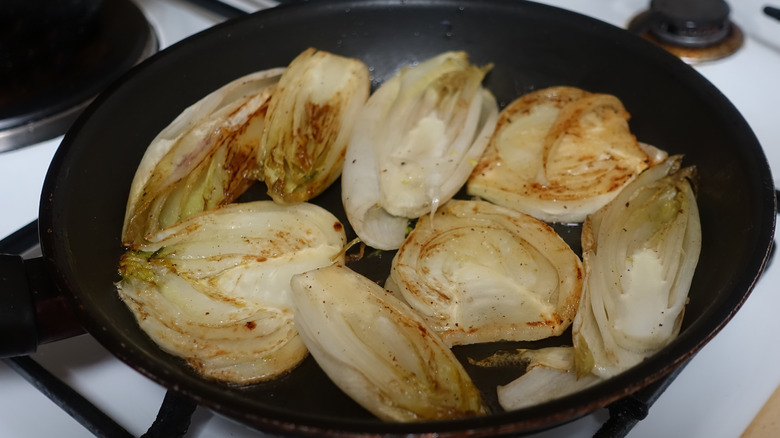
[497,351,599,411]
[471,347,601,411]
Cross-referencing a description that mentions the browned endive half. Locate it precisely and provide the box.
[573,155,701,379]
[290,264,486,422]
[386,199,583,347]
[121,68,284,246]
[467,86,667,223]
[259,48,370,204]
[117,201,347,384]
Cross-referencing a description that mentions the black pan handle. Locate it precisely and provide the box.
[0,254,85,358]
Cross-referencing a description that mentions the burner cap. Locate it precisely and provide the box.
[649,0,731,48]
[0,0,158,153]
[628,0,743,63]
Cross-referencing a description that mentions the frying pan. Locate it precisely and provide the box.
[3,0,775,436]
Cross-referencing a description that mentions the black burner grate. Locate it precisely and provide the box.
[5,355,196,438]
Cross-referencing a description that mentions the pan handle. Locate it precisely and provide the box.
[0,254,85,358]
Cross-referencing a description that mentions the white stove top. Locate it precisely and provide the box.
[1,1,779,436]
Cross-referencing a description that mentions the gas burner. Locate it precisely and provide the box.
[627,0,743,64]
[0,0,158,153]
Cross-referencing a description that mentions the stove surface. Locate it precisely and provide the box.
[1,1,778,437]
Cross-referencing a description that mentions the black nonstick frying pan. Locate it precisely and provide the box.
[3,0,776,436]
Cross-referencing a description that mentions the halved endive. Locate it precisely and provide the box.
[386,199,583,346]
[122,68,284,246]
[342,51,499,250]
[260,48,370,204]
[572,155,701,379]
[289,264,486,422]
[467,86,667,223]
[116,201,347,384]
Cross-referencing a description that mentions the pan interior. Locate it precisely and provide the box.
[39,0,775,435]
